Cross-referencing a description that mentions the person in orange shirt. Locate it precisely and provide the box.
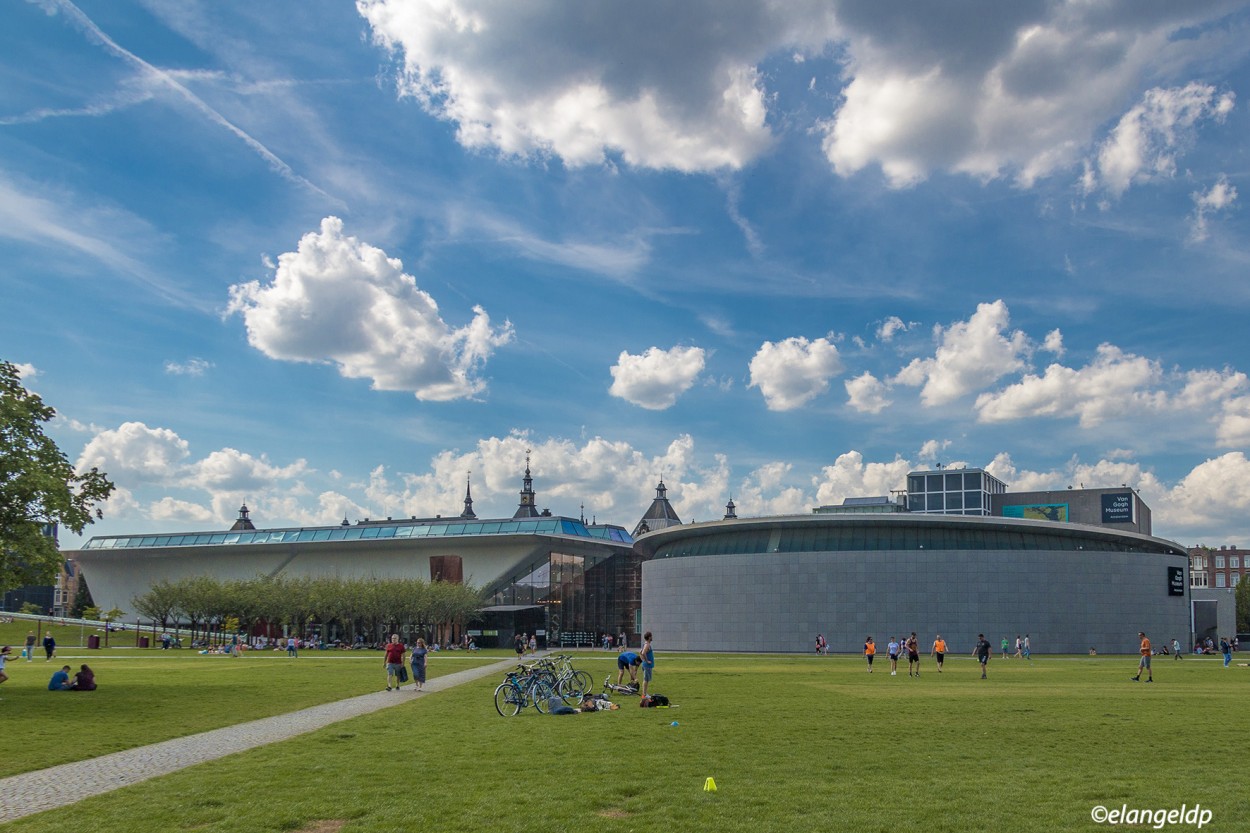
[864,636,876,673]
[931,635,948,672]
[1132,631,1153,682]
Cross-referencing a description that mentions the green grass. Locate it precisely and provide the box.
[1,651,1243,832]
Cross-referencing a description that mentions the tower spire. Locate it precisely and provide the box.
[460,471,477,519]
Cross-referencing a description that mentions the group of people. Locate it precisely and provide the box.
[48,664,97,691]
[514,633,539,656]
[612,631,656,698]
[0,646,97,694]
[21,630,58,661]
[600,631,629,651]
[382,634,430,692]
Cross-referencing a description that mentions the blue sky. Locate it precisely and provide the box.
[3,0,1250,548]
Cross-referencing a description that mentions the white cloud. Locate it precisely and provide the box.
[822,6,1238,187]
[1215,396,1250,447]
[357,0,797,172]
[1091,84,1235,197]
[148,497,215,523]
[13,362,38,380]
[1162,453,1250,537]
[876,315,908,341]
[608,345,706,410]
[76,422,191,483]
[164,357,214,376]
[733,462,810,516]
[813,451,911,506]
[748,335,844,411]
[917,440,950,463]
[844,371,891,414]
[191,448,308,492]
[1042,329,1064,356]
[356,1,1236,189]
[227,217,514,401]
[891,300,1029,406]
[975,343,1163,427]
[1190,176,1239,242]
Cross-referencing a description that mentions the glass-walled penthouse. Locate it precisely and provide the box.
[907,468,1006,516]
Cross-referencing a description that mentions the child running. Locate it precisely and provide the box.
[864,636,875,673]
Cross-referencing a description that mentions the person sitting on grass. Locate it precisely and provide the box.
[615,650,643,688]
[70,664,97,691]
[48,665,72,691]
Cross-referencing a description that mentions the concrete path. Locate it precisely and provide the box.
[0,656,522,824]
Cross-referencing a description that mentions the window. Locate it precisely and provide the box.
[1216,555,1225,568]
[1232,556,1241,569]
[1234,574,1242,587]
[1192,572,1208,588]
[1192,554,1206,569]
[1216,572,1226,588]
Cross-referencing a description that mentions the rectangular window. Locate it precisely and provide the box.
[926,474,944,492]
[945,473,963,491]
[1216,572,1226,588]
[964,491,982,509]
[1232,556,1241,569]
[1216,555,1226,568]
[1191,572,1208,588]
[1234,574,1242,587]
[1193,555,1206,569]
[908,494,925,511]
[908,475,924,494]
[946,491,964,510]
[926,493,944,511]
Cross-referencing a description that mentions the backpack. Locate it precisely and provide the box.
[640,694,669,707]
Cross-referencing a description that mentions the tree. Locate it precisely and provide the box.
[70,575,94,618]
[1,361,115,590]
[1236,576,1250,634]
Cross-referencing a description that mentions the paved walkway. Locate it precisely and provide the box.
[0,656,522,823]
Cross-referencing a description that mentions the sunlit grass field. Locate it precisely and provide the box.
[1,641,1244,833]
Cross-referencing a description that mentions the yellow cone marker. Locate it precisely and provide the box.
[704,777,717,792]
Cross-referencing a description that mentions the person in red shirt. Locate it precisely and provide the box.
[1132,631,1153,682]
[383,634,407,691]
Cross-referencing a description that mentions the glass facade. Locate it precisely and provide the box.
[652,521,1180,559]
[485,550,642,644]
[84,517,633,550]
[906,468,1004,516]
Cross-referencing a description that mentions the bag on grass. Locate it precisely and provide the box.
[399,666,409,683]
[639,694,669,707]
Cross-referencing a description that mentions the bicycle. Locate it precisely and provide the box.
[494,664,559,716]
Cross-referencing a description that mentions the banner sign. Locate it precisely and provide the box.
[1101,492,1134,524]
[1168,566,1185,596]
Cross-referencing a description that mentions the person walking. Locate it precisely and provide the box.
[1172,638,1182,659]
[1023,634,1032,660]
[864,636,876,672]
[383,634,407,691]
[887,636,900,676]
[1220,636,1232,668]
[1013,635,1023,658]
[42,631,56,661]
[907,632,921,677]
[931,634,947,672]
[24,631,36,662]
[974,634,992,679]
[410,638,428,691]
[286,636,298,658]
[1000,636,1009,660]
[639,631,656,699]
[1132,631,1153,682]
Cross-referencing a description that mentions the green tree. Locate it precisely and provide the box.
[70,574,94,618]
[1236,575,1250,633]
[1,361,115,590]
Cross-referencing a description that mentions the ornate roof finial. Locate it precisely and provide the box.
[461,470,477,519]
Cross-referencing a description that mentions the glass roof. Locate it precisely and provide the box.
[82,517,634,550]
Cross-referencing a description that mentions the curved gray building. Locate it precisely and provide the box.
[636,513,1190,654]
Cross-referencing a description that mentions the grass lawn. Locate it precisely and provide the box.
[1,650,1243,833]
[0,624,501,778]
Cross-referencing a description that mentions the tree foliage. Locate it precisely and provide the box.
[132,574,484,642]
[1,361,115,590]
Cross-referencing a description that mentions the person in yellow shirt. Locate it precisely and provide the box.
[1132,632,1153,682]
[864,636,876,673]
[931,635,948,672]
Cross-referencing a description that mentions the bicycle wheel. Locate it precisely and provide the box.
[573,670,593,696]
[530,679,556,713]
[494,682,523,717]
[556,675,581,704]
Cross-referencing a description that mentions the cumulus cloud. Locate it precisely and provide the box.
[359,2,1235,187]
[1163,452,1250,536]
[1042,329,1064,356]
[148,497,215,523]
[813,451,911,506]
[748,335,844,411]
[1190,176,1239,242]
[891,300,1029,406]
[13,362,38,380]
[357,0,803,172]
[77,422,192,483]
[822,6,1237,187]
[227,217,514,401]
[164,357,213,376]
[609,345,706,410]
[191,448,308,492]
[975,343,1163,427]
[1090,83,1235,197]
[844,371,891,414]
